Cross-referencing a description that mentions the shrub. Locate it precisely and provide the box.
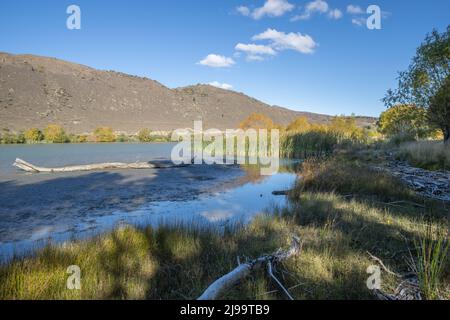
[24,128,43,143]
[116,133,132,142]
[93,127,115,142]
[0,131,25,144]
[138,129,152,142]
[43,125,67,143]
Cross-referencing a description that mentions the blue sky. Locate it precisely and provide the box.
[0,0,449,117]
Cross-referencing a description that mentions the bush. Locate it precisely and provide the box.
[93,127,115,142]
[44,125,67,143]
[116,133,132,142]
[138,129,152,142]
[24,128,43,143]
[0,130,25,144]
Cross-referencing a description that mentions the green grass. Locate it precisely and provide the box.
[1,157,448,300]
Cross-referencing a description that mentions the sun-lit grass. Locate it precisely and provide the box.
[410,221,449,300]
[1,157,448,300]
[398,140,450,170]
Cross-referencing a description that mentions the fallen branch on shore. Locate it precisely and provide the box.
[13,158,182,173]
[198,236,302,300]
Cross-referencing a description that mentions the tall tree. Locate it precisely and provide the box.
[383,26,449,140]
[429,76,450,141]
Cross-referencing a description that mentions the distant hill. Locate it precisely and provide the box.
[0,52,377,134]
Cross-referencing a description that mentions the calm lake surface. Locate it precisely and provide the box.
[0,143,298,261]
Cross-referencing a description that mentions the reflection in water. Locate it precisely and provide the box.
[0,145,300,262]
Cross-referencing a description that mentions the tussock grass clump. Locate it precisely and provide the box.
[289,157,449,299]
[398,140,450,170]
[294,157,416,202]
[410,221,449,300]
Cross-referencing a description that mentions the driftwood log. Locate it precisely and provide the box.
[13,158,181,173]
[198,236,302,300]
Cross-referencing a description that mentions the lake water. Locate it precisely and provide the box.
[0,143,299,262]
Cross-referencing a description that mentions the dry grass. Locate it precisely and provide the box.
[398,140,450,170]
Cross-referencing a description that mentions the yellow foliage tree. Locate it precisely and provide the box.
[93,127,116,142]
[239,113,275,130]
[24,128,43,143]
[43,124,67,143]
[286,117,311,132]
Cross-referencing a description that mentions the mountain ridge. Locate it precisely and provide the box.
[0,52,377,134]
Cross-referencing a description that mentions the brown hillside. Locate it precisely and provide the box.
[0,52,376,133]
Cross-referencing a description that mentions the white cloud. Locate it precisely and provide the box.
[235,43,276,56]
[251,0,295,19]
[328,8,343,19]
[252,28,317,54]
[306,0,329,13]
[291,0,333,21]
[198,54,235,68]
[347,5,364,14]
[208,81,233,90]
[247,55,265,62]
[351,17,366,26]
[236,6,250,16]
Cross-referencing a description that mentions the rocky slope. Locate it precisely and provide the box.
[0,52,376,133]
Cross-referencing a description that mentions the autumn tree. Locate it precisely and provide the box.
[93,127,116,142]
[383,26,450,141]
[24,128,43,143]
[239,113,275,130]
[286,116,311,132]
[43,124,67,143]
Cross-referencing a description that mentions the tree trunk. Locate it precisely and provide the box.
[444,127,450,143]
[13,158,182,173]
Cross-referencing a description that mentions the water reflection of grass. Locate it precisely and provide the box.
[0,158,448,300]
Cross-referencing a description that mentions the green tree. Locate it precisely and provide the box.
[93,127,116,142]
[24,128,43,143]
[383,26,450,141]
[138,128,152,142]
[378,105,432,139]
[43,124,67,143]
[429,76,450,141]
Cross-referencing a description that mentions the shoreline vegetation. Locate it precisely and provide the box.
[0,154,448,300]
[1,114,449,299]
